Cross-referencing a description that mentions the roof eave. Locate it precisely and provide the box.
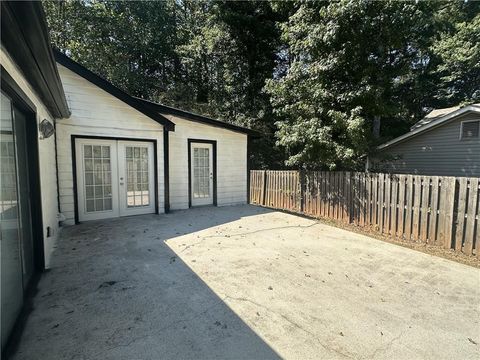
[136,97,261,137]
[1,1,70,118]
[377,106,480,150]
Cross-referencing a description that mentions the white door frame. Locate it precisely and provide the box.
[118,140,156,216]
[75,138,120,222]
[188,139,217,207]
[73,136,157,223]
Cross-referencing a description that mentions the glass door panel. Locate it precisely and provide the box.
[12,107,34,286]
[0,92,24,349]
[193,147,210,198]
[83,144,113,212]
[118,141,155,217]
[190,143,213,206]
[125,146,150,207]
[75,139,119,222]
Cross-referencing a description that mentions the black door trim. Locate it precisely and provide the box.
[187,139,217,208]
[71,135,159,224]
[1,75,45,273]
[1,75,46,356]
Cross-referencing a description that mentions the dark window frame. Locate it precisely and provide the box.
[460,120,480,140]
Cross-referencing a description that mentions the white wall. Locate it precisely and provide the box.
[56,64,165,225]
[1,46,60,268]
[164,114,248,209]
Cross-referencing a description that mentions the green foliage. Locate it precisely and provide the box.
[266,0,437,169]
[431,2,480,104]
[44,0,479,170]
[44,0,289,168]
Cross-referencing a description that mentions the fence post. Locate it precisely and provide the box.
[261,170,267,206]
[346,172,353,223]
[299,170,306,213]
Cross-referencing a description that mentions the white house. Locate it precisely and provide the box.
[0,2,256,350]
[54,51,256,225]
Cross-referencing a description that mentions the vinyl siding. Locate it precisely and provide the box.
[1,46,60,268]
[56,64,165,225]
[379,113,480,177]
[164,114,248,210]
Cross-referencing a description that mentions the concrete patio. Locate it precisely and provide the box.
[9,205,480,359]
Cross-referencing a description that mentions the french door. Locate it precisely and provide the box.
[190,142,214,206]
[75,139,155,222]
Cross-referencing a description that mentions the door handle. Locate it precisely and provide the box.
[120,182,124,186]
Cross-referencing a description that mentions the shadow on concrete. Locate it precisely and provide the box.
[9,205,279,360]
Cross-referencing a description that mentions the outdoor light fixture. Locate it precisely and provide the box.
[39,119,55,139]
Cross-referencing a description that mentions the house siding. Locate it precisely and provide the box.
[1,46,60,268]
[379,113,480,177]
[164,114,248,210]
[56,64,165,225]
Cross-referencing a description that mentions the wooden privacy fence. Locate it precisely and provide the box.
[250,170,480,256]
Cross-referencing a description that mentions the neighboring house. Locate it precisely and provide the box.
[0,2,256,350]
[373,103,480,177]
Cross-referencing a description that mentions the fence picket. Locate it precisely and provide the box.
[442,177,456,250]
[373,174,378,228]
[385,175,391,234]
[429,176,439,244]
[412,176,422,241]
[455,178,468,252]
[420,176,430,242]
[464,178,478,255]
[391,176,398,237]
[397,175,406,239]
[378,174,385,233]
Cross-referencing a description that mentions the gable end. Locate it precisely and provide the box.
[54,50,175,131]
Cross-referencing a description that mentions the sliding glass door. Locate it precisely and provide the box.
[0,91,35,348]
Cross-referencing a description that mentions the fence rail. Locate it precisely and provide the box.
[250,170,479,256]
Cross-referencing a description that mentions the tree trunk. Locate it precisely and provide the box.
[373,116,381,139]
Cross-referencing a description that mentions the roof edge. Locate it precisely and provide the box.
[54,49,175,131]
[377,105,480,150]
[136,97,261,137]
[1,1,70,118]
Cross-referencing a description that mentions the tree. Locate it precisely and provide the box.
[44,0,288,168]
[45,1,181,100]
[266,0,439,169]
[44,0,479,170]
[431,1,480,105]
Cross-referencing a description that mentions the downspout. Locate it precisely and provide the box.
[163,129,170,213]
[54,119,61,213]
[246,135,252,204]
